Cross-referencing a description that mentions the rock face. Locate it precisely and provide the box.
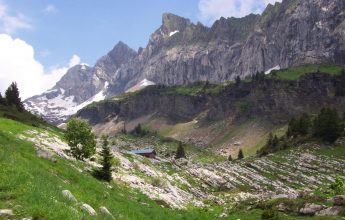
[25,0,345,124]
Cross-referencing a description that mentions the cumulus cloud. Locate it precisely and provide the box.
[198,0,281,25]
[43,4,58,14]
[0,2,32,34]
[0,34,81,99]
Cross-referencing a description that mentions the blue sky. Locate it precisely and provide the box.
[7,0,202,67]
[0,0,280,98]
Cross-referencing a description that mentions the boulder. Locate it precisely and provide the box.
[81,203,97,216]
[37,148,56,162]
[99,206,114,218]
[329,195,345,203]
[299,203,326,215]
[62,190,77,202]
[276,203,291,213]
[316,206,342,216]
[0,209,13,216]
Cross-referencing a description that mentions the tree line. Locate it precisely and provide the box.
[258,107,344,156]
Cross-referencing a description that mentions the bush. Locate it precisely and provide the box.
[330,174,345,195]
[261,209,279,220]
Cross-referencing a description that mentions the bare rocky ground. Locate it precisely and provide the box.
[16,130,345,217]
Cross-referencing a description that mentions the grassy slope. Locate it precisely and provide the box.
[268,64,344,81]
[0,117,343,219]
[0,118,217,220]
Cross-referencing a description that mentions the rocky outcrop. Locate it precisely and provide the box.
[299,203,326,215]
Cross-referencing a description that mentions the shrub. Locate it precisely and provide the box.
[330,174,345,195]
[261,209,279,220]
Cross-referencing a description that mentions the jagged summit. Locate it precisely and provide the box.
[107,41,137,67]
[161,13,192,32]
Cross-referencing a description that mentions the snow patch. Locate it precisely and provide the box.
[169,30,179,37]
[265,65,280,75]
[126,79,156,93]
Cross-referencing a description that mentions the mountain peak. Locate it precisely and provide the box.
[161,12,191,32]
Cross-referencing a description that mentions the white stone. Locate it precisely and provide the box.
[62,190,77,202]
[81,203,97,216]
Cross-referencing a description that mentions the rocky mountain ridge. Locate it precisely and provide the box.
[76,71,345,151]
[25,0,345,124]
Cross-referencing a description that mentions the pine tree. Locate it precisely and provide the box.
[287,117,297,137]
[5,82,24,111]
[98,136,113,182]
[313,107,342,143]
[235,76,241,86]
[0,92,5,105]
[228,154,233,161]
[238,149,244,159]
[175,142,186,159]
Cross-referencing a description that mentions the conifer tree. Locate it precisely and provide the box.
[175,141,186,159]
[313,107,342,143]
[235,76,241,86]
[98,136,113,182]
[0,92,5,105]
[228,154,233,161]
[238,149,244,159]
[5,82,24,111]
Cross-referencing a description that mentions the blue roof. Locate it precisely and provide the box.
[130,149,155,154]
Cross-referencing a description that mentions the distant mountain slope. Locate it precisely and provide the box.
[76,67,345,153]
[25,43,137,124]
[25,0,345,124]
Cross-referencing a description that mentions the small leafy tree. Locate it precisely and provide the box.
[65,118,96,160]
[97,135,113,182]
[238,149,244,159]
[175,141,186,159]
[5,82,24,111]
[313,107,342,143]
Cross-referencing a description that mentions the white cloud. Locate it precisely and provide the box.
[43,4,58,14]
[0,2,32,34]
[0,34,81,99]
[69,54,81,67]
[198,0,281,25]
